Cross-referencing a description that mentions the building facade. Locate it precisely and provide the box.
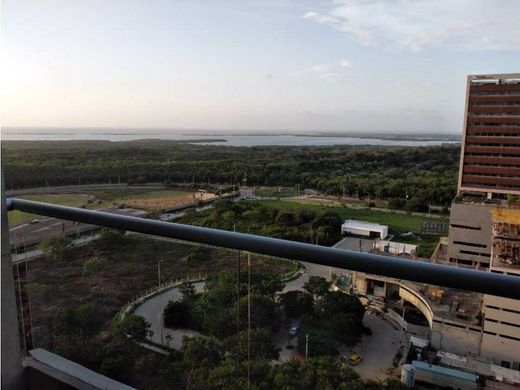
[458,73,520,197]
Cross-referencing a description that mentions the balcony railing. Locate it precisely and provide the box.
[6,197,520,300]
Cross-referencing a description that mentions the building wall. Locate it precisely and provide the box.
[458,74,520,196]
[446,202,494,268]
[481,208,520,368]
[431,321,482,355]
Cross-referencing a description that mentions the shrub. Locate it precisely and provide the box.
[82,256,108,275]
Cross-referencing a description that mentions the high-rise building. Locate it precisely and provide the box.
[447,74,520,269]
[458,73,520,197]
[447,73,520,368]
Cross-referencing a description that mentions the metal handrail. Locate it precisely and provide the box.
[7,198,520,300]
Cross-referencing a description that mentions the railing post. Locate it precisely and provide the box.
[1,178,26,389]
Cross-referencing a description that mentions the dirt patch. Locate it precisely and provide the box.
[116,192,217,212]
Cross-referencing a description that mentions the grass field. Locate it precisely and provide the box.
[254,186,298,198]
[7,188,216,225]
[263,200,449,234]
[259,200,446,258]
[8,193,93,227]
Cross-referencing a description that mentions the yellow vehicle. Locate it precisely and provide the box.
[347,354,363,366]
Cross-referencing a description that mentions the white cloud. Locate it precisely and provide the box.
[303,0,520,52]
[294,60,353,82]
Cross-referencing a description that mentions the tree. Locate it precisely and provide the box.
[314,291,365,320]
[303,276,331,298]
[182,336,224,370]
[180,282,197,300]
[116,313,152,341]
[82,255,108,275]
[235,294,280,331]
[39,235,67,262]
[164,300,192,329]
[297,328,338,357]
[279,290,314,318]
[223,329,280,361]
[75,303,103,345]
[53,303,103,345]
[250,273,283,297]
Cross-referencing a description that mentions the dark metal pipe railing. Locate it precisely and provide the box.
[7,198,520,300]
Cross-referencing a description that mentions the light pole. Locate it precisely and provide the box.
[305,334,309,360]
[157,259,164,288]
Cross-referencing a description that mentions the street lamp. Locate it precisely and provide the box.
[157,259,164,288]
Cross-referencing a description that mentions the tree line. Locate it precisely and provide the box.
[2,140,459,210]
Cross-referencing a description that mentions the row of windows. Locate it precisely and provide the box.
[462,182,520,190]
[450,224,481,231]
[464,163,520,168]
[453,240,487,248]
[459,249,490,257]
[483,330,520,342]
[466,143,520,148]
[485,318,520,328]
[461,172,520,179]
[487,305,520,315]
[469,102,520,106]
[469,92,520,97]
[466,153,520,158]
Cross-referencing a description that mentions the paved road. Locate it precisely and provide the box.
[134,282,205,350]
[341,311,406,380]
[134,260,406,381]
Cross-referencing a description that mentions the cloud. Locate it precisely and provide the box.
[339,60,352,68]
[293,60,353,82]
[302,0,520,52]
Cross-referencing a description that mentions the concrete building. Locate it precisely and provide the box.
[446,201,493,269]
[458,73,520,197]
[448,73,520,369]
[481,207,520,370]
[341,219,388,239]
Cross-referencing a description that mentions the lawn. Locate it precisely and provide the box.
[8,193,93,227]
[254,186,298,198]
[265,200,448,234]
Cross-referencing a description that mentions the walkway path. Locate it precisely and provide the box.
[134,282,204,350]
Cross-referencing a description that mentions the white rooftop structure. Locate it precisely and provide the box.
[341,219,388,239]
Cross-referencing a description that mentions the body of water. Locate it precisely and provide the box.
[1,128,459,147]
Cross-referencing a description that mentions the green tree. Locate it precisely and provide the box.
[303,276,331,298]
[297,328,338,357]
[164,300,192,329]
[279,290,314,318]
[39,235,67,262]
[53,303,102,345]
[235,294,280,331]
[116,313,152,341]
[180,281,197,300]
[223,329,280,361]
[82,255,108,275]
[182,336,224,371]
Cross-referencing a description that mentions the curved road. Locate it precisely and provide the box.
[134,262,406,380]
[134,282,204,350]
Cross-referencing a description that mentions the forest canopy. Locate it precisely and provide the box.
[2,140,459,210]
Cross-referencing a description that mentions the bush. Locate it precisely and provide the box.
[82,256,108,275]
[26,283,51,301]
[164,300,191,329]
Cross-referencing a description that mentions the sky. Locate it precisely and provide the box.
[1,0,519,133]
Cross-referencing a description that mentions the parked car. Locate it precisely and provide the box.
[288,325,300,337]
[347,354,363,366]
[30,219,40,224]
